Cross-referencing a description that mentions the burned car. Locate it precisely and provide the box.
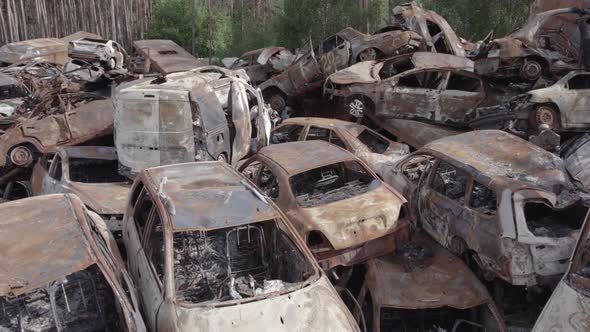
[0,38,69,66]
[31,146,131,234]
[386,1,466,56]
[382,130,587,286]
[533,209,590,331]
[325,52,504,127]
[343,233,506,332]
[0,98,115,172]
[239,140,410,270]
[271,117,409,176]
[226,47,296,84]
[68,38,127,70]
[0,72,25,101]
[259,27,422,112]
[122,161,358,331]
[0,194,146,331]
[115,66,271,178]
[474,7,590,81]
[131,39,207,75]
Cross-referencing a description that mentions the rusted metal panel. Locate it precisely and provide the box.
[132,39,206,75]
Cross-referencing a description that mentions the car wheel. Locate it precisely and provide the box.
[530,104,559,130]
[347,97,368,118]
[268,93,287,112]
[10,145,33,166]
[520,59,543,81]
[359,48,378,62]
[217,153,228,163]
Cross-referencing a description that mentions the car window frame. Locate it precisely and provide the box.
[394,69,448,90]
[427,159,471,205]
[466,179,498,218]
[141,206,166,290]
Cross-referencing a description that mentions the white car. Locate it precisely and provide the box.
[68,38,127,69]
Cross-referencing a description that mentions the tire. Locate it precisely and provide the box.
[267,92,287,112]
[217,153,228,163]
[529,104,560,130]
[9,145,33,166]
[520,59,543,81]
[358,48,378,62]
[345,96,371,119]
[449,237,467,256]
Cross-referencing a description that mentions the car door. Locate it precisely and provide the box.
[271,123,305,144]
[438,71,486,124]
[319,35,351,76]
[417,160,469,247]
[378,69,445,121]
[564,73,590,127]
[304,126,348,150]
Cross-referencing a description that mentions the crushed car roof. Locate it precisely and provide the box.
[258,140,357,176]
[423,130,572,191]
[59,146,118,160]
[0,194,95,296]
[143,161,277,231]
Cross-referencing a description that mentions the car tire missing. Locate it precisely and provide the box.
[358,48,378,62]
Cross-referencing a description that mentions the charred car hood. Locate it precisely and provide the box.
[299,185,405,250]
[174,276,357,331]
[67,182,130,215]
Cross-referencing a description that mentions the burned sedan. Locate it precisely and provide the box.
[122,161,358,331]
[343,233,506,332]
[271,117,409,176]
[115,66,272,178]
[227,47,296,84]
[533,210,590,331]
[31,146,131,234]
[325,52,503,127]
[259,27,422,112]
[0,194,145,331]
[68,38,127,70]
[239,140,410,271]
[382,130,587,287]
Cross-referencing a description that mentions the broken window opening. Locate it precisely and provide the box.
[446,73,482,92]
[357,129,389,154]
[568,74,590,90]
[52,155,63,181]
[173,220,315,304]
[290,161,379,208]
[133,188,154,239]
[0,265,120,332]
[305,127,346,149]
[469,182,497,216]
[145,210,165,283]
[380,305,497,332]
[69,158,129,183]
[398,70,444,89]
[256,166,279,200]
[158,50,178,55]
[431,161,468,203]
[378,59,414,79]
[523,201,587,237]
[402,155,435,185]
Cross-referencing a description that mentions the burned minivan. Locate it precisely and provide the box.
[239,140,410,271]
[122,161,358,331]
[0,194,146,331]
[383,130,587,287]
[115,66,272,178]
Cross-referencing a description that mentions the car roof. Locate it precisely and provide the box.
[0,194,95,296]
[143,162,278,231]
[59,146,117,160]
[258,140,358,176]
[422,130,572,192]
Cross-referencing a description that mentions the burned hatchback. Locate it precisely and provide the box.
[383,130,587,287]
[0,194,145,331]
[239,140,409,271]
[122,161,358,331]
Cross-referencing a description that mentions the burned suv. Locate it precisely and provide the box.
[383,130,587,286]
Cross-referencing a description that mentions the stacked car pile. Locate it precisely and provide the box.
[1,1,590,331]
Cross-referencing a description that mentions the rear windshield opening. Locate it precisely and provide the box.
[380,305,499,332]
[0,265,120,331]
[357,129,389,154]
[173,220,315,305]
[524,201,588,237]
[69,158,128,183]
[379,59,414,79]
[290,161,379,208]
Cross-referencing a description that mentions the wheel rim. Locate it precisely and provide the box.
[217,154,227,163]
[348,98,365,118]
[269,94,286,111]
[535,106,555,128]
[521,60,542,81]
[359,48,377,61]
[10,146,32,166]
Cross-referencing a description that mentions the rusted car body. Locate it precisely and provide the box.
[131,39,207,75]
[122,161,358,331]
[325,52,503,127]
[239,140,410,271]
[372,118,466,150]
[383,130,587,286]
[0,72,24,101]
[0,194,146,331]
[115,66,270,178]
[68,38,127,70]
[271,117,409,176]
[345,233,506,332]
[388,1,466,56]
[31,146,131,234]
[0,38,69,66]
[533,210,590,331]
[561,133,590,192]
[228,47,296,84]
[259,27,422,111]
[474,7,590,81]
[0,98,114,170]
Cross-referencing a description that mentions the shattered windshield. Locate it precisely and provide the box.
[69,158,129,183]
[173,219,316,305]
[290,161,379,208]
